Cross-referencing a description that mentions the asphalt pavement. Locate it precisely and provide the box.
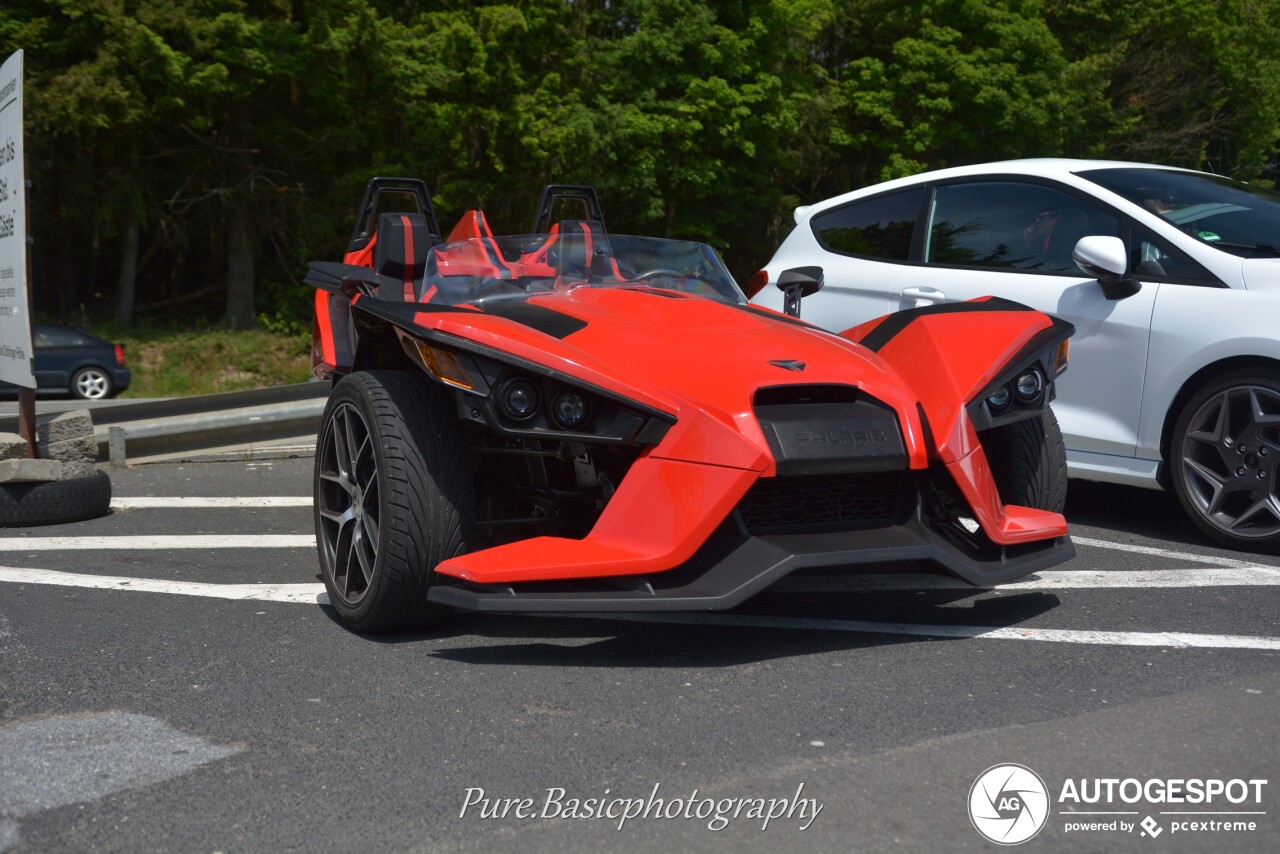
[0,457,1276,853]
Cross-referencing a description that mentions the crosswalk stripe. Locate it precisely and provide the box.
[2,536,1280,591]
[775,566,1280,591]
[0,535,314,551]
[1070,536,1279,569]
[556,613,1280,651]
[2,565,1276,650]
[110,497,312,509]
[0,566,325,603]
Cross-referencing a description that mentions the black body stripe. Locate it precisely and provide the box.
[379,296,588,339]
[479,301,589,339]
[857,297,1034,352]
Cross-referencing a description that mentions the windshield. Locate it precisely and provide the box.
[419,232,746,307]
[1078,167,1280,256]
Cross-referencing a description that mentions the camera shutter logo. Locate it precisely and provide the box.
[969,764,1051,845]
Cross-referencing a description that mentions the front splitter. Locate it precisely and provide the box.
[426,515,1074,612]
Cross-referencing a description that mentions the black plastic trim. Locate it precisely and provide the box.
[346,177,442,254]
[356,300,675,445]
[426,515,1074,612]
[417,326,676,430]
[967,316,1075,431]
[306,261,405,297]
[532,185,607,233]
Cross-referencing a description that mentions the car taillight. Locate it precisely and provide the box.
[114,344,125,366]
[744,269,768,299]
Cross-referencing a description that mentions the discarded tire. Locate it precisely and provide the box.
[0,469,112,527]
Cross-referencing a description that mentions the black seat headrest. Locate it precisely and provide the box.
[374,212,435,300]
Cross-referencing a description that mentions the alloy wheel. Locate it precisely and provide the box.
[1179,384,1280,540]
[316,401,382,604]
[74,369,110,399]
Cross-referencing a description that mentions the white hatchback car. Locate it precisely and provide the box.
[751,158,1280,552]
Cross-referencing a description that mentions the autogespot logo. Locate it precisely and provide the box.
[969,764,1051,845]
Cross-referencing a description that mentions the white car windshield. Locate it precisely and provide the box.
[1078,167,1280,256]
[419,232,747,307]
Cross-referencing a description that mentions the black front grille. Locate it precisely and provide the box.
[737,472,912,534]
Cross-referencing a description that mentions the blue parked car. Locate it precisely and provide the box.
[0,325,131,399]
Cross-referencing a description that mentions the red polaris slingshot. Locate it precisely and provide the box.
[306,179,1075,632]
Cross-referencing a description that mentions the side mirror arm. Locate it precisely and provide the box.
[1099,276,1142,300]
[777,266,824,318]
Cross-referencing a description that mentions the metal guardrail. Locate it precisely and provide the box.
[1,382,331,465]
[102,398,328,465]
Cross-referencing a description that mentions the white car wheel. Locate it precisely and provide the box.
[71,367,113,400]
[1171,368,1280,552]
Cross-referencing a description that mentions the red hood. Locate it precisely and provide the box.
[413,287,927,472]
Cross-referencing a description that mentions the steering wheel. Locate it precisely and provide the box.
[632,268,684,281]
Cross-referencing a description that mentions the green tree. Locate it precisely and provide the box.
[3,0,1279,335]
[1,1,190,320]
[818,0,1097,186]
[1069,0,1280,173]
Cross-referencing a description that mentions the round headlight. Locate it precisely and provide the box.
[552,390,590,430]
[1015,369,1044,402]
[497,377,540,421]
[987,384,1012,411]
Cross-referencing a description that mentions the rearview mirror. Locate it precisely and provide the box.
[305,261,387,298]
[341,269,384,298]
[777,266,824,317]
[1073,236,1140,300]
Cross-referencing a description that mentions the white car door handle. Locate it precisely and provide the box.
[900,287,946,307]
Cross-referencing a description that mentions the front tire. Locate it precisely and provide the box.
[314,370,475,632]
[981,408,1068,513]
[1170,368,1280,553]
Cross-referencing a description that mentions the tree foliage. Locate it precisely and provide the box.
[2,0,1277,328]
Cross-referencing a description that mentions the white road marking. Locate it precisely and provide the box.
[559,613,1280,650]
[0,535,314,551]
[0,566,327,603]
[3,502,1277,652]
[1071,536,1280,569]
[34,497,1280,573]
[1,532,1278,590]
[111,496,312,509]
[775,566,1280,592]
[0,566,1277,650]
[52,494,1280,571]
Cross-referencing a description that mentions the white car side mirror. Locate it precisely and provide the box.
[1073,235,1140,300]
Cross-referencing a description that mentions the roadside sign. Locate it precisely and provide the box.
[0,49,34,389]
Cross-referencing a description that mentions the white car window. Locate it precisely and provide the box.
[1131,225,1219,284]
[1079,166,1280,259]
[926,181,1119,273]
[810,187,923,260]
